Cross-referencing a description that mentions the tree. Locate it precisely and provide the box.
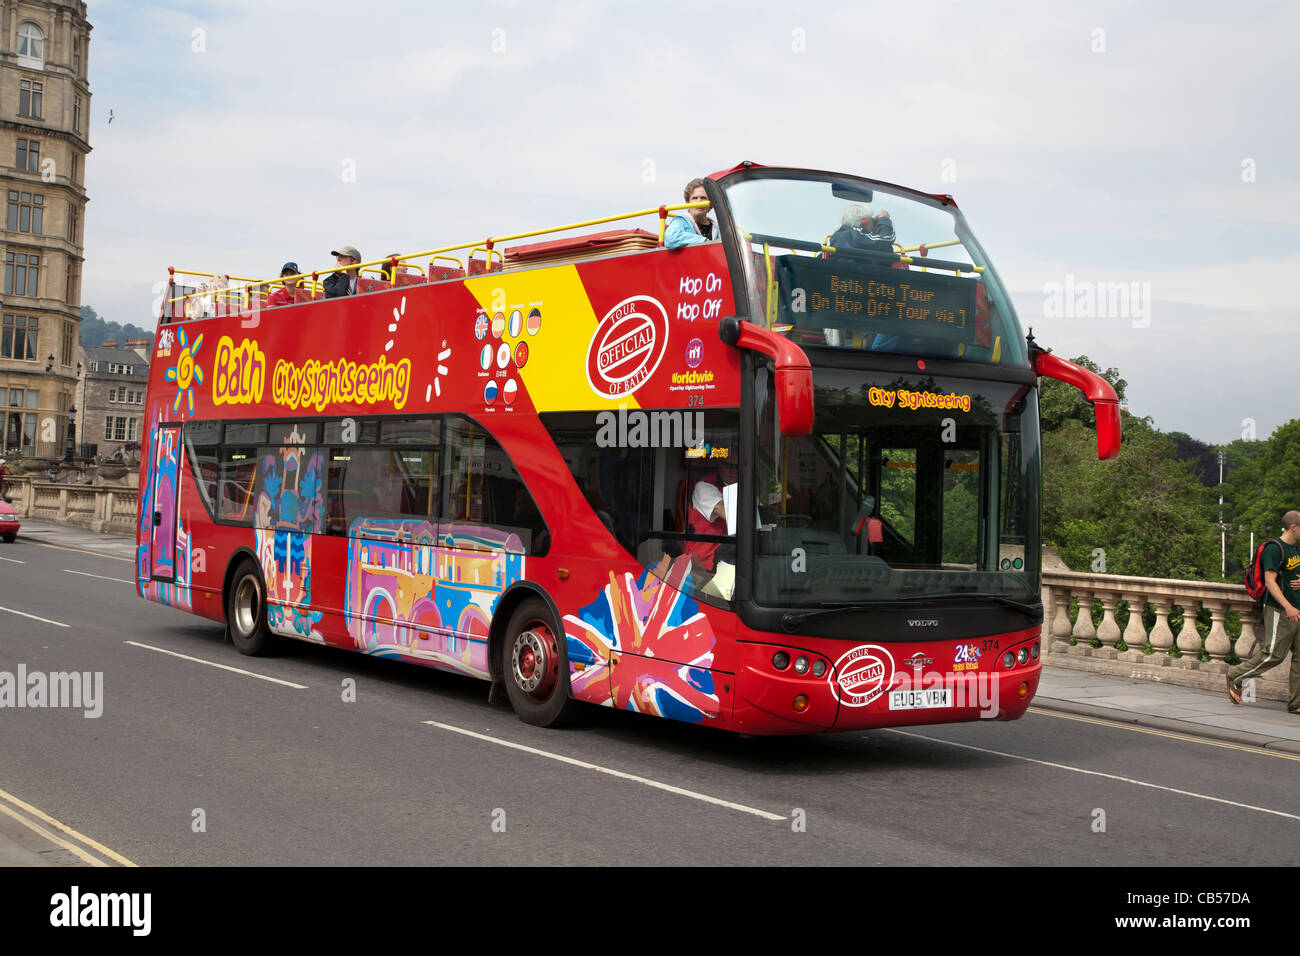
[1043,411,1220,580]
[78,304,153,348]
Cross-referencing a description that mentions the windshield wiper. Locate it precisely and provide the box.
[781,592,1041,630]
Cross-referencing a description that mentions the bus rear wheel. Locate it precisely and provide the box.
[227,560,274,656]
[501,599,576,727]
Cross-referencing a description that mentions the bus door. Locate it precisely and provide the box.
[149,423,183,582]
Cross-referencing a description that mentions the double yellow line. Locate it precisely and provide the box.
[0,787,136,867]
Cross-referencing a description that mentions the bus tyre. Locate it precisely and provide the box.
[227,560,274,656]
[501,599,576,728]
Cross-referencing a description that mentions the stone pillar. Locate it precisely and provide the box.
[1072,591,1096,645]
[1051,586,1073,648]
[1149,602,1175,656]
[1175,602,1203,658]
[1121,594,1149,654]
[1235,609,1258,662]
[1203,602,1231,662]
[1096,592,1121,649]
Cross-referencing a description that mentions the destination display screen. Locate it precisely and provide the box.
[776,256,979,345]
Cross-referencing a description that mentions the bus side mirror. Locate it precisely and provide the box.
[719,317,814,436]
[1032,348,1122,460]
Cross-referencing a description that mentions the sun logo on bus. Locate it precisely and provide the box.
[164,326,204,417]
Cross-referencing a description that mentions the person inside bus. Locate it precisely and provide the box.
[665,178,719,249]
[324,245,362,297]
[267,262,301,307]
[685,480,727,572]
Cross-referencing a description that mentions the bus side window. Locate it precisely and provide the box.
[441,415,549,555]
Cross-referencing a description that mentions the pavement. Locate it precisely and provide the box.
[2,517,1297,867]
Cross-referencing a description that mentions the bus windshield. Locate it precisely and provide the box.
[723,172,1028,367]
[752,363,1040,608]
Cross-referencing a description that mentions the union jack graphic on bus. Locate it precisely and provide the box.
[565,555,720,724]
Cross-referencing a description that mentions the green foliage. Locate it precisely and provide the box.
[1042,358,1219,580]
[79,304,153,349]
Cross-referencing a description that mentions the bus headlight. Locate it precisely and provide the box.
[772,651,790,670]
[1003,651,1016,669]
[793,656,810,675]
[1017,647,1029,665]
[812,659,827,678]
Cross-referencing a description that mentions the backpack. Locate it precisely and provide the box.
[1244,538,1283,602]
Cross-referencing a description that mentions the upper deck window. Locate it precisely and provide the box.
[723,173,1028,368]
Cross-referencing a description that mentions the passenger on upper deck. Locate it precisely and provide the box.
[323,245,362,298]
[829,205,896,255]
[267,262,301,307]
[665,178,719,250]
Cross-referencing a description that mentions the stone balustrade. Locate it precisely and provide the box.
[1042,568,1287,701]
[2,476,138,535]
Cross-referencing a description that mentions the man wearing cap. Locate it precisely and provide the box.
[1228,509,1300,714]
[267,262,301,308]
[323,245,362,298]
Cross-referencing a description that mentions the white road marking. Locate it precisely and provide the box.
[64,568,133,584]
[888,729,1300,822]
[0,555,24,564]
[124,641,308,689]
[423,720,786,821]
[26,540,134,563]
[0,605,68,627]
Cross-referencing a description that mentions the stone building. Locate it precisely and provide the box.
[0,0,91,460]
[76,337,147,459]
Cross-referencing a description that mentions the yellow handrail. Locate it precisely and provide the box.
[163,200,712,314]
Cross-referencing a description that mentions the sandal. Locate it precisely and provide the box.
[1226,676,1242,705]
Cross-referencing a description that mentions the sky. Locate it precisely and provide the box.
[79,0,1298,445]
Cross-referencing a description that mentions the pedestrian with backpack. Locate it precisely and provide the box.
[1228,510,1300,712]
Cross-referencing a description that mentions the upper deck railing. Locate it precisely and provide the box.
[160,201,712,322]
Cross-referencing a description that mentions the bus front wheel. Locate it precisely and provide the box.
[227,560,273,656]
[501,599,576,727]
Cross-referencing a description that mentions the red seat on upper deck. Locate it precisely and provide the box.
[356,277,391,294]
[428,265,466,282]
[396,272,426,286]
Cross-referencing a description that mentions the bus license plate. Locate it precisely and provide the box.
[888,688,953,710]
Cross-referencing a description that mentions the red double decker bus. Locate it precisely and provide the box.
[136,162,1119,734]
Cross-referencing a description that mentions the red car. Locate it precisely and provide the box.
[0,499,18,543]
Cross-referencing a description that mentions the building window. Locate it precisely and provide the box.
[73,38,81,77]
[61,321,73,366]
[18,79,43,119]
[16,139,39,172]
[65,261,80,306]
[1,315,38,360]
[4,411,37,453]
[88,361,98,372]
[16,24,45,69]
[8,191,44,234]
[128,419,138,441]
[73,95,82,134]
[67,203,79,243]
[4,252,40,297]
[103,416,111,440]
[71,153,79,185]
[114,417,126,441]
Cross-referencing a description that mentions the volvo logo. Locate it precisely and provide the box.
[907,619,940,627]
[903,654,933,668]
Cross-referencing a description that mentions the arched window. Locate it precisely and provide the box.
[17,23,45,68]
